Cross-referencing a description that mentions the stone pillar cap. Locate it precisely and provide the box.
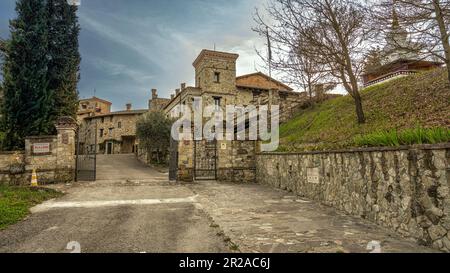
[55,116,78,130]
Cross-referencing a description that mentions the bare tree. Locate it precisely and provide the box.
[254,0,371,124]
[254,26,331,101]
[371,0,450,84]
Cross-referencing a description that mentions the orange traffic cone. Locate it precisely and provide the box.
[31,169,38,187]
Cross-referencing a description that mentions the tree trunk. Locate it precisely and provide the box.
[353,92,366,124]
[348,68,366,124]
[433,0,450,85]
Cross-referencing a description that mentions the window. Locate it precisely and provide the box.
[109,128,113,136]
[214,72,220,83]
[118,122,122,129]
[101,117,104,123]
[214,97,221,111]
[110,116,113,122]
[81,104,87,110]
[99,129,104,137]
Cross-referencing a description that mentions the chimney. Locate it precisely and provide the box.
[175,88,180,95]
[171,94,175,100]
[126,103,132,111]
[151,89,158,100]
[181,83,186,91]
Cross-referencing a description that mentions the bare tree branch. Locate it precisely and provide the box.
[254,0,371,124]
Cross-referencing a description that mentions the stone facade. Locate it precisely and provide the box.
[163,49,306,182]
[256,144,450,252]
[149,89,171,112]
[77,97,112,123]
[79,107,147,155]
[0,117,77,185]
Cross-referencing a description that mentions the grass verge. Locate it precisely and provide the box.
[354,127,450,147]
[278,68,450,151]
[0,185,63,230]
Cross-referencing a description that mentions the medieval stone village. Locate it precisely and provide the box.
[0,0,449,259]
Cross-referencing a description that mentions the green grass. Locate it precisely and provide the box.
[354,127,450,147]
[279,68,450,151]
[0,185,63,230]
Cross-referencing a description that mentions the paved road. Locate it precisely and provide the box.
[0,155,228,253]
[0,154,436,253]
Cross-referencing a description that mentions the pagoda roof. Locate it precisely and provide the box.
[362,58,443,76]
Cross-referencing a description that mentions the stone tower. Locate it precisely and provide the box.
[193,50,239,94]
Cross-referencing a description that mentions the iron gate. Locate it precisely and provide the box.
[169,137,179,181]
[75,122,97,182]
[194,140,217,180]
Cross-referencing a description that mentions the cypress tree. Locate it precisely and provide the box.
[2,0,53,150]
[47,0,80,120]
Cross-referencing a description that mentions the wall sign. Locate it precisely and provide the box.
[307,168,320,184]
[33,143,51,154]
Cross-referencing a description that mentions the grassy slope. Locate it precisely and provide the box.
[279,68,450,151]
[0,185,63,229]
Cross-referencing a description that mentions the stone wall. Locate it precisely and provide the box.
[0,151,27,185]
[25,136,58,184]
[0,117,77,186]
[175,139,257,183]
[148,89,170,112]
[256,144,450,252]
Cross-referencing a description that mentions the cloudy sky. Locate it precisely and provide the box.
[0,0,270,111]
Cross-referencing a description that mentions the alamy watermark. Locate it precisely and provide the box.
[170,97,280,152]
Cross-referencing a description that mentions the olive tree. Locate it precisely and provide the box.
[136,111,172,164]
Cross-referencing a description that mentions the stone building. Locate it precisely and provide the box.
[149,89,171,112]
[79,103,147,155]
[163,49,308,182]
[77,97,112,123]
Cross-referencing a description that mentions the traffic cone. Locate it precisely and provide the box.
[31,169,38,187]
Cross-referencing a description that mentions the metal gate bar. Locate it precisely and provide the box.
[75,121,97,182]
[194,140,217,180]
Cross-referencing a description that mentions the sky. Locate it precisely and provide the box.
[0,0,270,111]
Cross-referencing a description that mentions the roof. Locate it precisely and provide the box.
[193,49,239,68]
[85,109,147,119]
[236,72,294,92]
[362,58,443,76]
[79,96,112,105]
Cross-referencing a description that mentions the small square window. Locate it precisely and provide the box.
[214,72,220,83]
[99,129,104,137]
[118,122,122,129]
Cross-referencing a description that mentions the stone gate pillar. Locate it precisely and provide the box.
[55,116,78,183]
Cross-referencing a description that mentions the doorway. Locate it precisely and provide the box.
[106,142,113,155]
